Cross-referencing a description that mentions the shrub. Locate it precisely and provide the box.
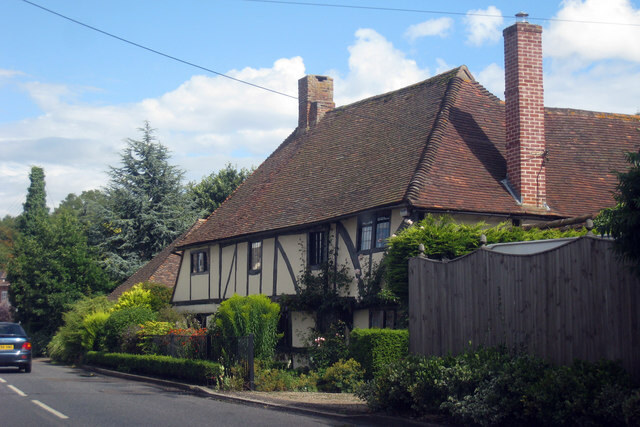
[349,328,408,379]
[103,306,156,352]
[254,363,319,392]
[85,351,222,386]
[215,294,281,360]
[113,283,152,311]
[318,358,364,393]
[138,281,173,312]
[308,320,349,370]
[81,311,110,351]
[356,347,640,426]
[47,296,114,363]
[356,356,423,413]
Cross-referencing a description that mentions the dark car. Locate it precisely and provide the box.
[0,322,32,373]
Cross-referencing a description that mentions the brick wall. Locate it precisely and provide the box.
[503,22,546,208]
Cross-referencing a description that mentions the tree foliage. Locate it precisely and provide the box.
[0,215,18,270]
[8,169,112,350]
[96,121,198,282]
[187,163,252,217]
[594,150,640,276]
[18,166,48,236]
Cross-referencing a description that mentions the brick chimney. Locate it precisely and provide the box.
[503,15,547,208]
[298,75,334,129]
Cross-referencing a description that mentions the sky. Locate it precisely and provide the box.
[1,0,639,217]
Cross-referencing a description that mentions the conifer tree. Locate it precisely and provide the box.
[96,121,198,282]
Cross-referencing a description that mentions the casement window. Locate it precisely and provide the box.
[249,241,262,273]
[1,290,7,303]
[308,230,328,268]
[358,212,391,251]
[190,250,208,274]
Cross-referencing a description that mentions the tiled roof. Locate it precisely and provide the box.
[109,219,205,300]
[179,67,640,248]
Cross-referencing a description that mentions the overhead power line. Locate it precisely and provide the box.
[20,0,298,99]
[242,0,640,27]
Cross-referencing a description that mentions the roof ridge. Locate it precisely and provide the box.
[329,66,470,114]
[404,71,467,204]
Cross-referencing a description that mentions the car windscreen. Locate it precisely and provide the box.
[0,324,26,336]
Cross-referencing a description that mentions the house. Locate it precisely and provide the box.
[171,19,640,348]
[109,219,205,301]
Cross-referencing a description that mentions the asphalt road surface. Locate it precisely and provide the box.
[0,359,361,426]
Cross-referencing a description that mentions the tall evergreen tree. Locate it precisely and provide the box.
[97,121,197,282]
[18,166,48,236]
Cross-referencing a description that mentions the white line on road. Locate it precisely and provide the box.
[7,384,27,396]
[0,377,6,383]
[32,400,69,420]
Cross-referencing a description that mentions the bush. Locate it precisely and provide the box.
[103,306,156,352]
[113,283,152,311]
[356,347,640,425]
[318,358,364,393]
[254,363,319,392]
[48,296,114,363]
[308,321,349,370]
[138,281,173,312]
[85,351,222,385]
[349,328,408,379]
[81,311,110,351]
[215,294,281,360]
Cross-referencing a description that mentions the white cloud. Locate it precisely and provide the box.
[405,17,453,41]
[0,69,24,79]
[545,0,640,62]
[332,29,430,104]
[475,63,505,99]
[464,6,504,46]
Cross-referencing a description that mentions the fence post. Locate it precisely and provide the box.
[247,334,254,391]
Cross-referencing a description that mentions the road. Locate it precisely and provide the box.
[0,360,358,426]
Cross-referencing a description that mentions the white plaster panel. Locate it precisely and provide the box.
[291,311,316,348]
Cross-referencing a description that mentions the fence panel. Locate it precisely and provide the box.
[409,236,640,378]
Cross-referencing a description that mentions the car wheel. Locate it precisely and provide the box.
[23,364,31,373]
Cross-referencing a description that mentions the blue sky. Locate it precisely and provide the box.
[1,0,639,217]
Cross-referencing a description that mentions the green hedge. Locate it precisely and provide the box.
[349,328,408,379]
[85,351,223,385]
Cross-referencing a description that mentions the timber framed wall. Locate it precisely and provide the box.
[408,236,640,377]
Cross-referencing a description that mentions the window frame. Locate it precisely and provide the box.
[357,211,391,252]
[190,249,209,275]
[308,230,328,269]
[248,240,262,274]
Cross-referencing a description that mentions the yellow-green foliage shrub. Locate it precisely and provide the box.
[113,283,152,311]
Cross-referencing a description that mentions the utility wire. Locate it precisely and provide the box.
[242,0,640,27]
[21,0,298,99]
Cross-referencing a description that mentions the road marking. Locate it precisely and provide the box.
[7,384,27,396]
[32,400,69,420]
[0,377,6,383]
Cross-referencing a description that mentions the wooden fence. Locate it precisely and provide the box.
[408,236,640,377]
